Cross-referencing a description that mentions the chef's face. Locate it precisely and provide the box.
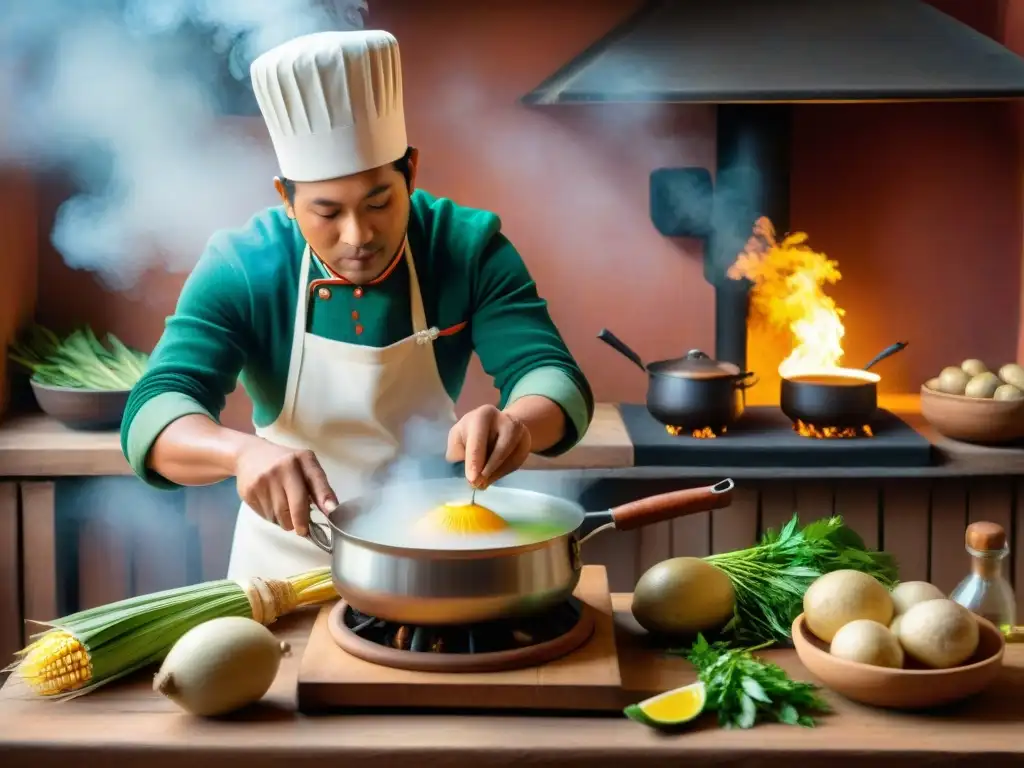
[276,148,418,284]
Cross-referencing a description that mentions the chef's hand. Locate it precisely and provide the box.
[234,438,338,536]
[446,404,532,490]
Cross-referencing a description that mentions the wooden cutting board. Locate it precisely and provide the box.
[297,565,623,713]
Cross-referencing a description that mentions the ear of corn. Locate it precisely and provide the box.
[6,567,336,699]
[18,631,92,696]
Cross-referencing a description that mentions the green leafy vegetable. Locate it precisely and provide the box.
[704,514,899,645]
[679,633,830,729]
[8,324,149,390]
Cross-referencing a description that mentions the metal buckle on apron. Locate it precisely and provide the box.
[415,327,440,345]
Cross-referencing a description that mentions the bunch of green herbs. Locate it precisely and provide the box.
[705,514,899,645]
[8,324,149,390]
[679,633,830,729]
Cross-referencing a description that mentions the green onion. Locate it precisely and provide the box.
[7,324,150,391]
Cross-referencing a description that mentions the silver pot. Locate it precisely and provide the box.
[307,477,735,625]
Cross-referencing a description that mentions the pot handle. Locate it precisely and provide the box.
[596,329,647,373]
[737,371,759,389]
[603,478,735,533]
[307,522,334,555]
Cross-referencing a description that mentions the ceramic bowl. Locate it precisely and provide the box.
[919,383,1024,444]
[30,380,130,431]
[791,612,1005,710]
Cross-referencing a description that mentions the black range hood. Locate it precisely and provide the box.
[523,0,1024,104]
[523,0,1024,373]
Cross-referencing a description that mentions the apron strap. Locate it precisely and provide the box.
[280,243,315,424]
[403,239,430,334]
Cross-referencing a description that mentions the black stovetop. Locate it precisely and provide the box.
[619,404,932,468]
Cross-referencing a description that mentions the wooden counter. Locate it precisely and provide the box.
[4,396,1024,478]
[1,594,1022,768]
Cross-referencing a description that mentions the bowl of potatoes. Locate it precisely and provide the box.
[921,359,1024,444]
[792,571,1005,709]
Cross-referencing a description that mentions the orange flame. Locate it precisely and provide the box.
[665,425,727,439]
[793,421,874,439]
[727,217,845,378]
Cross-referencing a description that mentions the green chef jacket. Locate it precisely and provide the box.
[121,189,594,488]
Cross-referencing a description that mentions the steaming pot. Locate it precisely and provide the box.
[306,477,735,625]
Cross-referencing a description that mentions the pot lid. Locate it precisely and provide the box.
[651,349,743,378]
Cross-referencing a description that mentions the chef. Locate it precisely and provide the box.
[120,30,593,580]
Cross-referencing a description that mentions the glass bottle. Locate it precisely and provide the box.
[949,521,1016,634]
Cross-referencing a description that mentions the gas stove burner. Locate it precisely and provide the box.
[327,597,596,673]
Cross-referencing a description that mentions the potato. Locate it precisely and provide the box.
[965,372,1000,399]
[998,363,1024,391]
[830,619,904,669]
[937,366,970,395]
[890,581,946,616]
[890,613,903,638]
[994,384,1024,402]
[897,599,979,669]
[961,359,989,377]
[803,570,894,643]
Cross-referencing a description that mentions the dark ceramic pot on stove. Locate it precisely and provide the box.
[597,329,758,431]
[780,341,908,428]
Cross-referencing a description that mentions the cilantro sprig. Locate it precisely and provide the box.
[678,634,830,729]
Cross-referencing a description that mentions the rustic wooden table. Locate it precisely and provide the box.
[1,595,1021,768]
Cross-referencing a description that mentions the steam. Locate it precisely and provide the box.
[344,413,589,548]
[0,0,368,290]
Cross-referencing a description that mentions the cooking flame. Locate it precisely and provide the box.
[794,421,874,439]
[727,217,845,378]
[666,425,727,439]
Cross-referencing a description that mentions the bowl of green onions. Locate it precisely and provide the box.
[8,325,150,430]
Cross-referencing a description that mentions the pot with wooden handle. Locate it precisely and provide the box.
[308,478,735,625]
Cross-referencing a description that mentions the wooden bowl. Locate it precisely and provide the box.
[30,380,130,431]
[791,613,1005,710]
[919,383,1024,444]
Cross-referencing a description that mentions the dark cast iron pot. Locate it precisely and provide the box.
[597,329,758,431]
[780,341,908,428]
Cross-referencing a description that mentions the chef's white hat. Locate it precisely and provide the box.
[250,30,406,182]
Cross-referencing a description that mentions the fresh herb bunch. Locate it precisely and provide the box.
[8,324,149,390]
[680,633,830,729]
[705,514,899,645]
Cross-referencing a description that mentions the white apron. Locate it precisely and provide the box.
[226,241,458,580]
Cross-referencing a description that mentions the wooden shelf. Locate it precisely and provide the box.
[0,404,635,477]
[0,413,127,476]
[2,399,1024,479]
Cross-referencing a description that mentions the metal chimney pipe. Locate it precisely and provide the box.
[706,104,792,371]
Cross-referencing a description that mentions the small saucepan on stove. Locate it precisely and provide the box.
[307,478,735,626]
[780,342,909,428]
[596,329,758,431]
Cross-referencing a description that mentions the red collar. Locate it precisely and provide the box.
[314,243,405,287]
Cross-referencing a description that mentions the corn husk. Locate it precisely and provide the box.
[5,567,337,700]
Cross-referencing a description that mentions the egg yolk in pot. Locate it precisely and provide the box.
[415,500,511,535]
